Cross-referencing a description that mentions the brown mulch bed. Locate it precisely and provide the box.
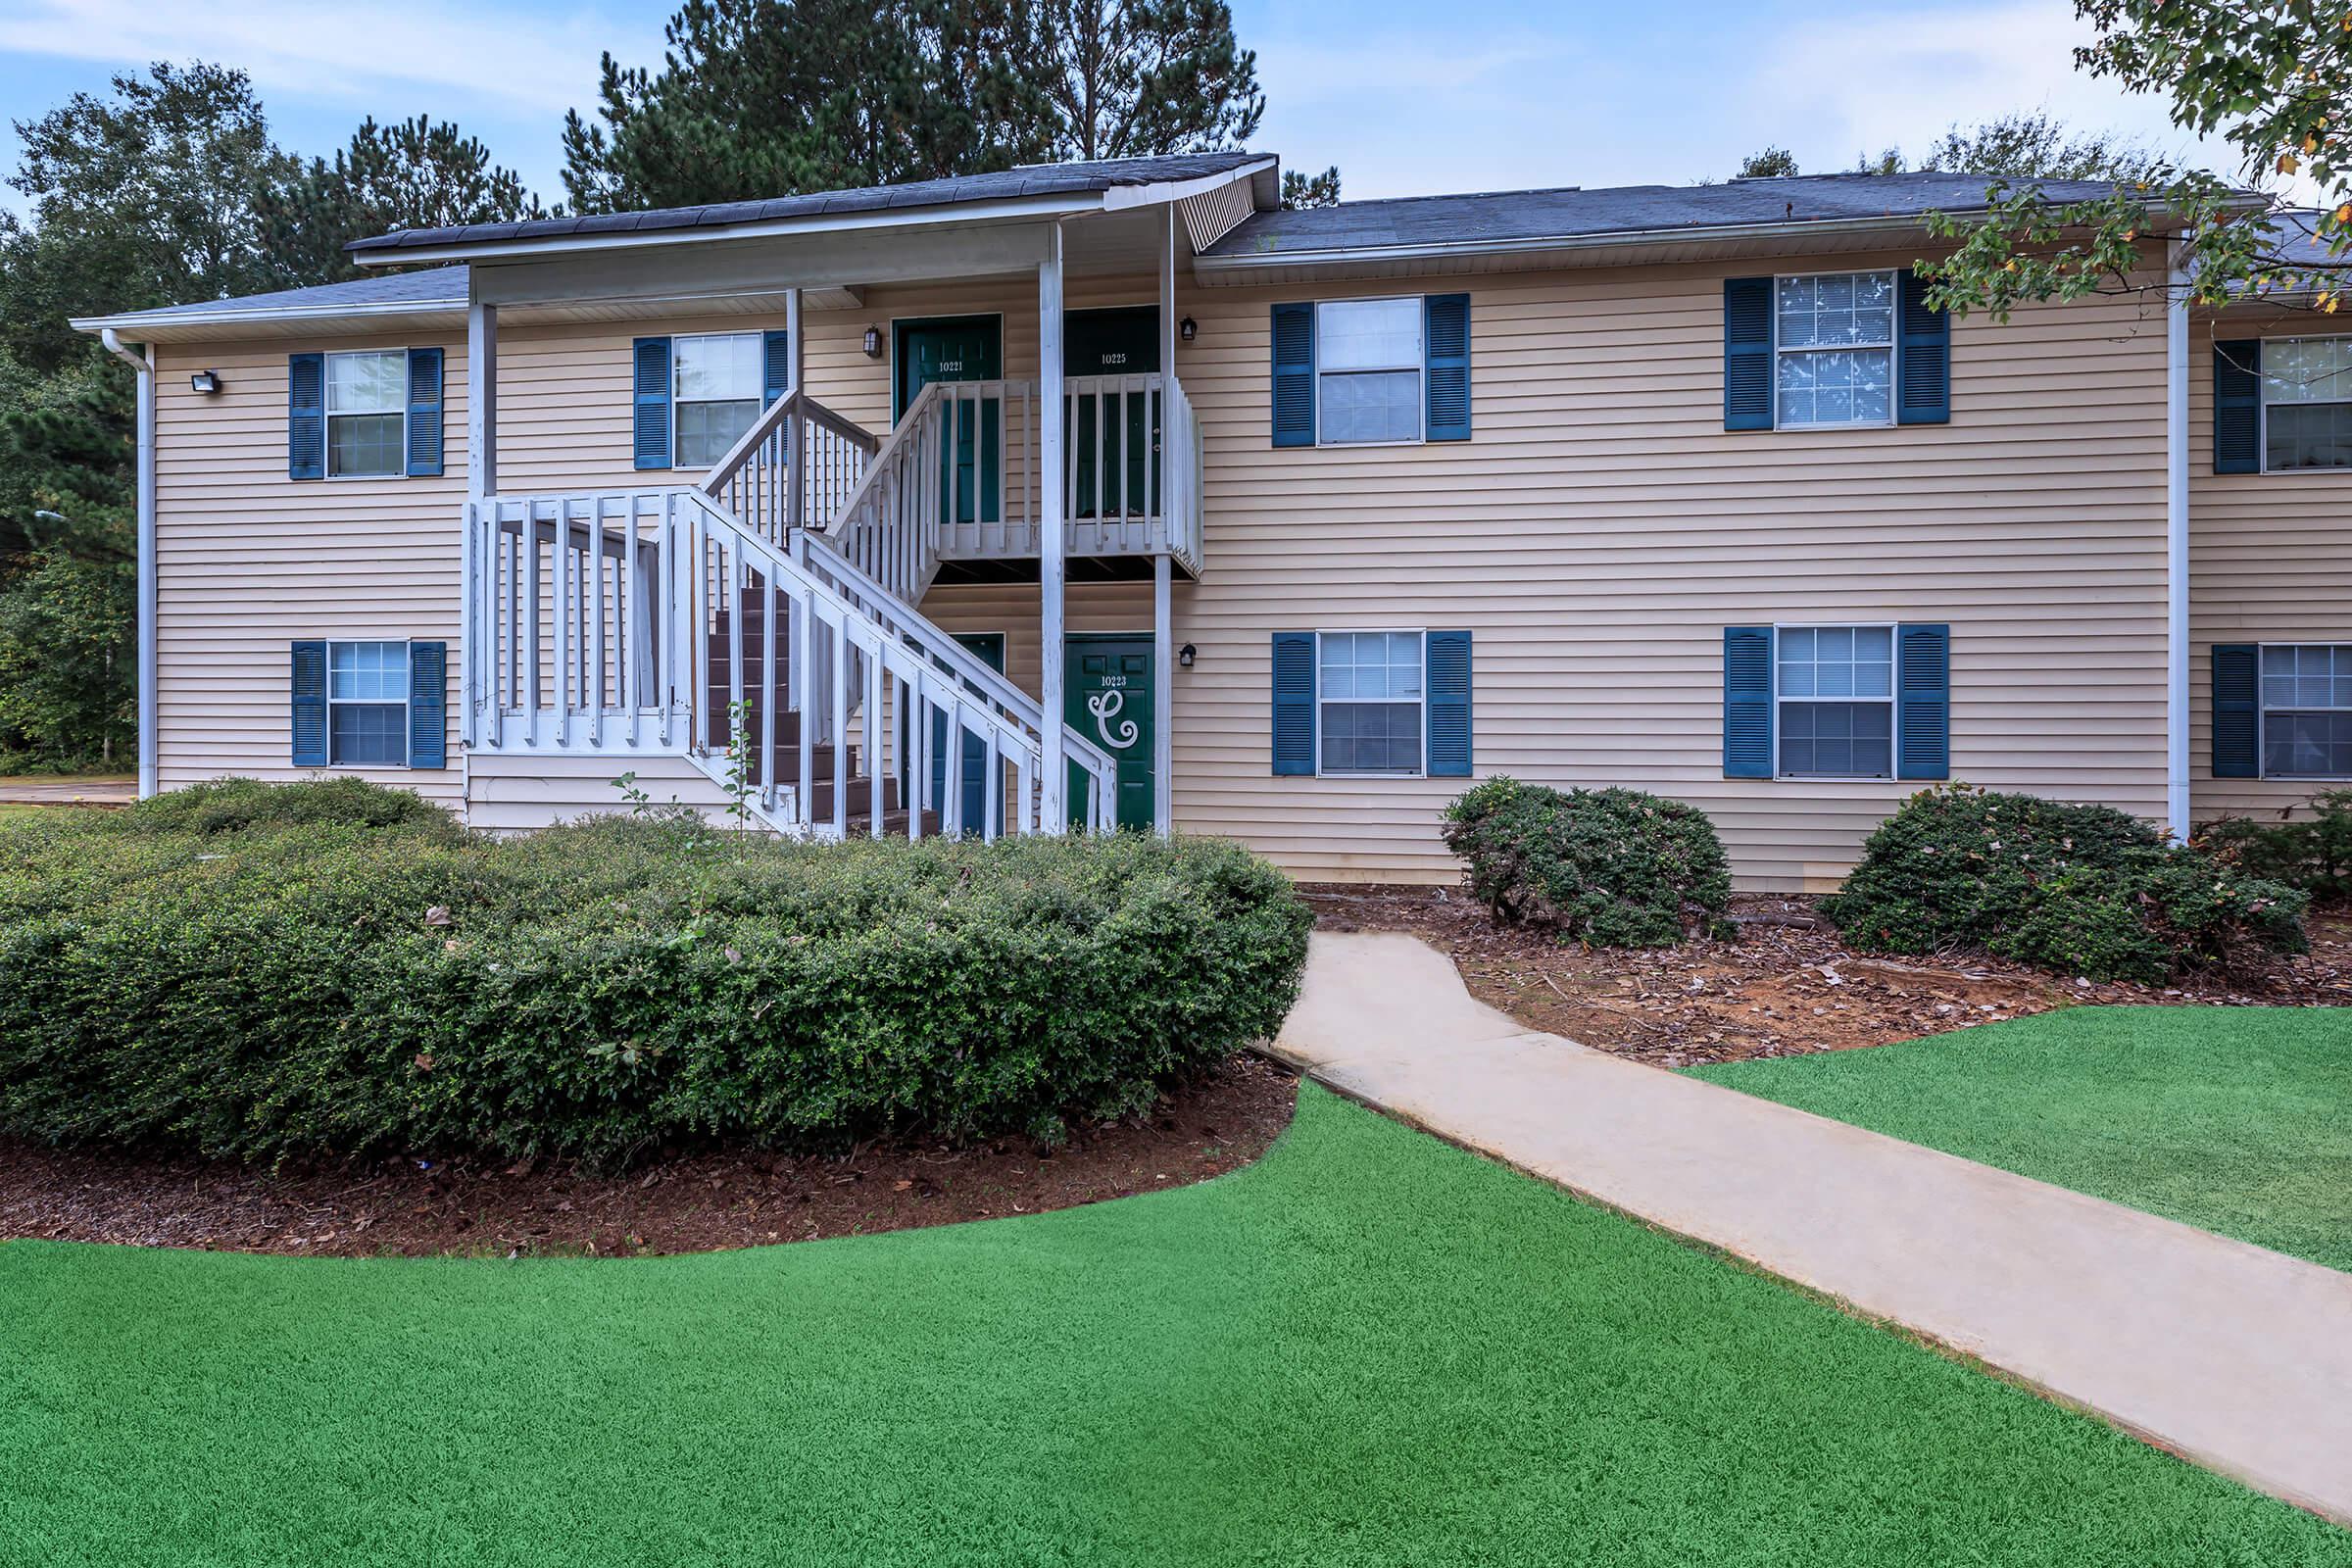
[1303,884,2352,1070]
[0,1054,1298,1259]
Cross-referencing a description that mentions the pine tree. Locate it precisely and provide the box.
[563,0,1268,212]
[1024,0,1262,162]
[262,116,550,284]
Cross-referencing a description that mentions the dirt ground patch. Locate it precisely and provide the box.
[1302,885,2352,1069]
[0,1055,1298,1258]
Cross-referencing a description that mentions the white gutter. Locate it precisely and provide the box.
[71,294,465,335]
[100,327,157,801]
[2166,239,2192,840]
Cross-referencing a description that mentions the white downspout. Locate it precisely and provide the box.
[2165,240,2191,840]
[1038,223,1067,832]
[101,327,156,800]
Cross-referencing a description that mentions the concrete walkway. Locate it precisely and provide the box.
[1270,931,2352,1525]
[0,774,133,807]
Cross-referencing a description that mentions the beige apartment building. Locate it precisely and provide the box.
[74,153,2352,889]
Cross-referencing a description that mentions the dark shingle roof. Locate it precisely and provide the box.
[1202,172,2140,260]
[349,153,1266,255]
[107,265,468,321]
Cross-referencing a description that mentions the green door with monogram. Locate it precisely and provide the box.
[895,317,1002,526]
[1064,635,1153,832]
[1064,307,1159,519]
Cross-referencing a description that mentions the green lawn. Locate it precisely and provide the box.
[1690,1005,2352,1273]
[3,1085,2343,1566]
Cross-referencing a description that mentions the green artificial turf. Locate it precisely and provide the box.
[3,1084,2344,1566]
[1690,1005,2352,1274]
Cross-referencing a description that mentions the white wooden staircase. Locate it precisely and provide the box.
[464,386,1138,837]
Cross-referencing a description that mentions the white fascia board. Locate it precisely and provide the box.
[71,296,464,335]
[350,191,1107,269]
[1098,159,1279,214]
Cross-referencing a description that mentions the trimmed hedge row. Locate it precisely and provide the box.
[0,781,1311,1164]
[1822,783,2308,984]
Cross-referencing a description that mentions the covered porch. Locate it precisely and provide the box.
[424,154,1271,837]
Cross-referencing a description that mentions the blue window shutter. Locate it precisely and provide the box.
[762,328,791,405]
[2212,643,2260,777]
[1896,270,1951,426]
[1724,626,1774,777]
[288,353,325,480]
[1723,278,1773,431]
[291,641,328,765]
[1425,630,1473,776]
[633,336,673,469]
[2214,339,2262,474]
[405,347,444,476]
[1271,304,1315,448]
[1424,293,1471,442]
[408,640,447,769]
[1271,631,1317,774]
[1895,623,1951,779]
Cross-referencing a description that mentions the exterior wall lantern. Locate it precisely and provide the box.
[1178,318,1197,343]
[861,326,883,359]
[1178,643,1196,668]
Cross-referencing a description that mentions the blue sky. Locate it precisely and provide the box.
[0,0,2248,215]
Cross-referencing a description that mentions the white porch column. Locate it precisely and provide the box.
[785,286,807,532]
[2165,238,2190,839]
[466,299,498,752]
[1039,223,1068,831]
[1154,205,1177,834]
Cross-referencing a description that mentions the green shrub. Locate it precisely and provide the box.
[1823,784,2308,984]
[2201,788,2352,906]
[126,775,457,837]
[0,786,1311,1164]
[1441,776,1732,947]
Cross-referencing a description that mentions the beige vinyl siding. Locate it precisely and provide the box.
[152,336,465,803]
[149,253,2178,888]
[2189,313,2352,824]
[1162,254,2171,888]
[466,753,732,832]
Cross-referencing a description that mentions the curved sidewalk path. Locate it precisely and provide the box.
[1269,931,2352,1525]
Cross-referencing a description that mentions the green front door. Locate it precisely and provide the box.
[1064,307,1160,519]
[1064,635,1153,832]
[896,317,1003,526]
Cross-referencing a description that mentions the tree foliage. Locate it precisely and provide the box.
[563,0,1051,210]
[1280,164,1341,209]
[1027,0,1262,161]
[1,63,299,374]
[1730,114,2160,185]
[1926,4,2352,318]
[0,64,544,770]
[262,116,548,284]
[563,0,1268,211]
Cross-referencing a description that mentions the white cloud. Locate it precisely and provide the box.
[0,0,661,118]
[1743,0,2238,179]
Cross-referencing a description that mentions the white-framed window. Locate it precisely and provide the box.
[2261,643,2352,777]
[325,350,408,477]
[2260,337,2352,471]
[1319,629,1425,775]
[328,640,409,766]
[1775,271,1896,430]
[1315,299,1424,445]
[1777,624,1895,778]
[673,331,764,467]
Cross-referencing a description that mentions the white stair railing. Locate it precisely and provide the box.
[700,387,877,548]
[814,372,1200,601]
[466,484,1116,837]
